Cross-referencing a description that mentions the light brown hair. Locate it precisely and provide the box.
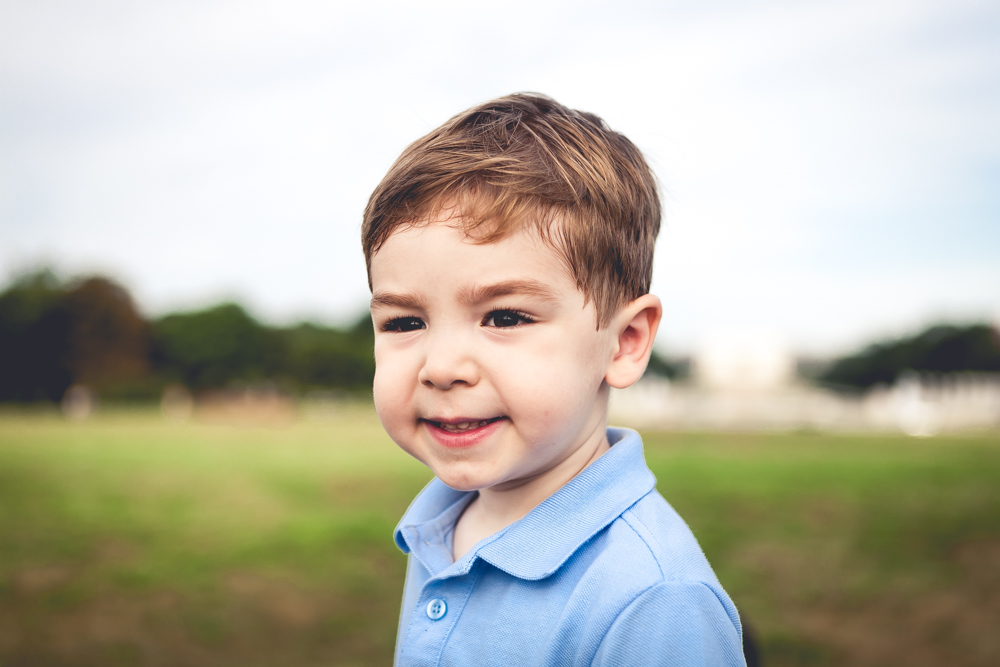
[361,93,660,326]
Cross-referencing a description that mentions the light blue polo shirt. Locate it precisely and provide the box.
[393,427,746,666]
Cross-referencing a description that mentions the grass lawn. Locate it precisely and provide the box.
[0,406,997,666]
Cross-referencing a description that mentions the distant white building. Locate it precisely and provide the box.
[863,372,1000,436]
[692,330,795,391]
[612,329,1000,434]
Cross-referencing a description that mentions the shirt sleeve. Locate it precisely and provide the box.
[591,581,746,667]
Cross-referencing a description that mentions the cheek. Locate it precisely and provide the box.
[371,369,393,423]
[497,342,607,424]
[372,346,415,429]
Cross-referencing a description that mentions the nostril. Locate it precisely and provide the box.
[418,337,479,389]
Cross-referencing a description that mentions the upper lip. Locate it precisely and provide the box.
[421,416,504,425]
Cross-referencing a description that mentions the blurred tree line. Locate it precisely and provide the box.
[3,269,998,403]
[818,324,1000,391]
[0,270,374,403]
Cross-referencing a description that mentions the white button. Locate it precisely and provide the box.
[426,598,447,620]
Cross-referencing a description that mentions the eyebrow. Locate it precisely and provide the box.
[370,291,424,310]
[458,279,559,306]
[370,280,559,311]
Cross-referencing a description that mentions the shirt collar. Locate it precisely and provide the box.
[394,427,656,581]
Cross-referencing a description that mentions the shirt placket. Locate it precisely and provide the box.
[400,566,480,666]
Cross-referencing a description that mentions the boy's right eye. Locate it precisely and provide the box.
[382,317,425,332]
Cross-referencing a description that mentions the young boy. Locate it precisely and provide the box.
[362,94,745,666]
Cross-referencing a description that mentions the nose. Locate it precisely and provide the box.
[417,328,480,390]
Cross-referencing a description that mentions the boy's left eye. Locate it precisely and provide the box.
[482,310,532,328]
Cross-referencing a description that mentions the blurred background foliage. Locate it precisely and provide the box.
[817,325,1000,391]
[0,270,375,403]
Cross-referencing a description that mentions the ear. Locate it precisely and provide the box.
[605,294,663,390]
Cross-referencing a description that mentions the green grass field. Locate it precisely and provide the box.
[1,406,998,667]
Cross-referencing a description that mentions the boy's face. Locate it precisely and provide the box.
[369,215,617,492]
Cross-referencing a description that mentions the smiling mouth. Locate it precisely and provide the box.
[423,417,505,433]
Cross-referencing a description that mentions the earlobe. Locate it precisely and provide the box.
[605,294,663,390]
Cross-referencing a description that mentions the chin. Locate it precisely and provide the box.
[432,466,495,493]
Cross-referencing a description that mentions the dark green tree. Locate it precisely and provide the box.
[0,271,151,401]
[151,304,284,390]
[0,271,73,401]
[1,269,379,401]
[281,314,374,392]
[644,350,688,380]
[820,323,1000,390]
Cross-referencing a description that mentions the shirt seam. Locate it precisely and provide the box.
[578,499,667,667]
[587,579,663,667]
[620,510,745,643]
[620,502,668,582]
[589,579,736,667]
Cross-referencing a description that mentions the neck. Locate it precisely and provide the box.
[475,421,611,531]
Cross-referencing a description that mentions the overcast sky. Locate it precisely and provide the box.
[1,0,998,355]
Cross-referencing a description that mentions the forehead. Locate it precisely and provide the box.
[369,220,577,298]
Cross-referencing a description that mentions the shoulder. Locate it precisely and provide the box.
[620,490,721,584]
[595,489,722,588]
[591,579,746,666]
[583,491,744,661]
